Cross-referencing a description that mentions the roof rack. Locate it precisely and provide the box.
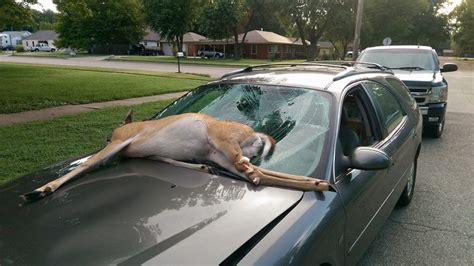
[220,61,392,80]
[314,60,389,71]
[221,62,348,78]
[316,61,393,81]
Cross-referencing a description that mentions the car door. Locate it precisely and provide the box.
[334,81,411,263]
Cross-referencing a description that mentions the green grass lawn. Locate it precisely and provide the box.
[109,55,306,67]
[0,99,174,185]
[0,63,209,113]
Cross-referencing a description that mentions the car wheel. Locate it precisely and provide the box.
[397,159,417,207]
[34,49,39,52]
[425,119,444,138]
[51,49,56,52]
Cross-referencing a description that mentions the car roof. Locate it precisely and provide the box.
[218,62,393,90]
[363,45,434,51]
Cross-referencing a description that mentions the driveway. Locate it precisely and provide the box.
[0,54,240,79]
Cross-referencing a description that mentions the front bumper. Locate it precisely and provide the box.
[419,102,447,126]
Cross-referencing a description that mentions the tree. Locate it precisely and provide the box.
[0,0,37,31]
[451,0,474,55]
[142,0,203,53]
[54,0,145,52]
[199,0,264,59]
[28,9,56,31]
[323,0,357,59]
[361,0,450,50]
[286,0,345,60]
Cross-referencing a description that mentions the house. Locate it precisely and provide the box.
[140,30,161,50]
[239,30,305,59]
[317,41,335,59]
[0,31,31,49]
[22,30,58,50]
[160,32,206,56]
[196,30,307,59]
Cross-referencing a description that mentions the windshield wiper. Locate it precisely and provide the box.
[204,162,248,181]
[390,66,425,70]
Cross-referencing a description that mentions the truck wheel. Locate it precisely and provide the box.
[51,48,56,52]
[397,159,417,207]
[425,119,444,138]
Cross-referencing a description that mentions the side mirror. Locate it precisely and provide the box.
[341,147,391,170]
[441,63,457,73]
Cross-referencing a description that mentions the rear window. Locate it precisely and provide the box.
[385,78,416,108]
[359,49,437,71]
[364,82,405,134]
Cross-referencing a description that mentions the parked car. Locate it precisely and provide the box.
[0,63,422,265]
[357,45,457,137]
[30,43,56,52]
[198,48,224,58]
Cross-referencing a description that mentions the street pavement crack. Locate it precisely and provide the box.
[388,218,473,239]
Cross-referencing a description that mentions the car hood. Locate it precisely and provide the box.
[0,157,303,265]
[392,70,442,86]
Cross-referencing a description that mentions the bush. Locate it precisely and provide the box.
[15,45,25,53]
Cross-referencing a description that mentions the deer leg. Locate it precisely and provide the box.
[250,170,332,191]
[149,156,211,173]
[252,165,314,182]
[237,162,334,192]
[22,138,136,201]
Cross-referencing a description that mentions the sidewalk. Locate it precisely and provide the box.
[0,91,187,126]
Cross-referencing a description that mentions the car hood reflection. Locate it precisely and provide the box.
[0,158,303,265]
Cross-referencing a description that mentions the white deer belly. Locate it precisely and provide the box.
[124,117,211,161]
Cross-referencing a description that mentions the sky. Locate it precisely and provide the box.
[30,0,462,14]
[30,0,57,12]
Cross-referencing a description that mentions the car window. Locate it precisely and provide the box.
[385,77,416,107]
[364,82,405,134]
[339,86,379,154]
[359,49,436,70]
[154,83,333,177]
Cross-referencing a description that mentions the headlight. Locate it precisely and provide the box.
[430,85,447,102]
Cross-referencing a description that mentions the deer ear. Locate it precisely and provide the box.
[123,109,133,125]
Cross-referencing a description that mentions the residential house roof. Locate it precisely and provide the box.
[288,37,310,45]
[197,30,305,46]
[159,32,207,43]
[183,32,206,43]
[143,30,161,42]
[240,30,296,44]
[318,41,333,49]
[23,30,58,41]
[0,31,31,39]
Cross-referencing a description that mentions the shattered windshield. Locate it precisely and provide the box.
[359,49,436,71]
[154,83,333,177]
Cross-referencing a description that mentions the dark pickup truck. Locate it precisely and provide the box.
[357,45,457,137]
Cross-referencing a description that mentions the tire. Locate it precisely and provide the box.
[397,159,417,207]
[51,48,56,52]
[425,119,445,138]
[34,49,39,52]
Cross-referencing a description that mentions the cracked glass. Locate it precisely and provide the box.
[154,83,333,176]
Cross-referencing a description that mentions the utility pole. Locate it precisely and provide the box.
[352,0,364,61]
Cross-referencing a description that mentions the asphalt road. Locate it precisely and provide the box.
[0,54,239,78]
[360,68,474,264]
